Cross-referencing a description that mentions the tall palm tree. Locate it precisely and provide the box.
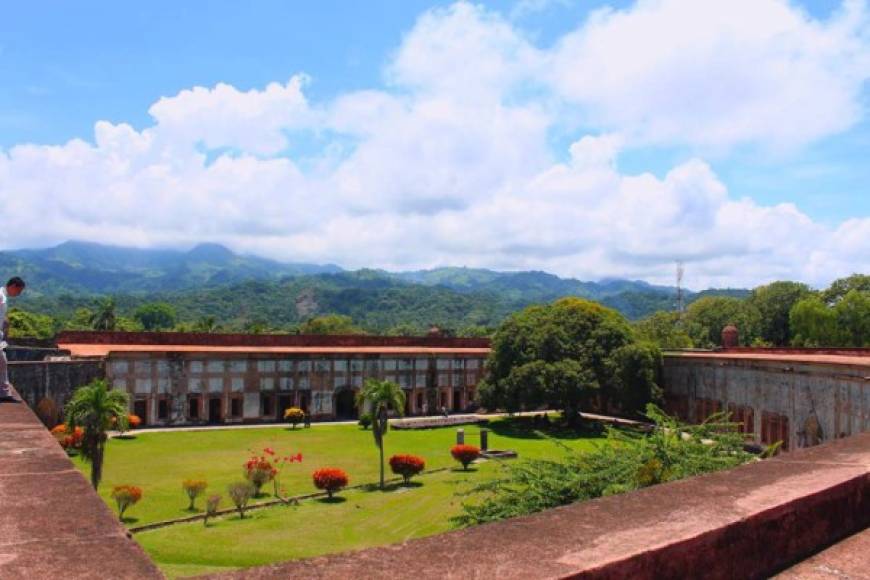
[89,297,117,331]
[65,379,129,490]
[356,379,405,489]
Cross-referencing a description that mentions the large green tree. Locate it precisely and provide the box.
[748,281,812,346]
[479,297,660,420]
[833,290,870,346]
[684,296,760,347]
[633,311,693,349]
[300,314,364,335]
[356,379,405,489]
[133,302,177,331]
[821,274,870,305]
[790,290,870,347]
[8,308,57,339]
[789,296,839,346]
[65,379,129,489]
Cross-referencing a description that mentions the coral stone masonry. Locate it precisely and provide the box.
[0,386,161,579]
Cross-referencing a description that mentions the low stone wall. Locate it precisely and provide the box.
[9,360,105,421]
[662,353,869,451]
[202,433,870,579]
[0,387,162,579]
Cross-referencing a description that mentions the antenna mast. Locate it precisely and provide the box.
[676,260,685,315]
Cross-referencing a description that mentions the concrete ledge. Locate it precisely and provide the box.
[202,433,869,579]
[0,388,163,579]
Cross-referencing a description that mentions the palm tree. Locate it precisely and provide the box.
[356,379,405,489]
[194,316,220,333]
[65,379,129,489]
[89,297,117,331]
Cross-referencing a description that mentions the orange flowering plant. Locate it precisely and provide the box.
[111,484,143,520]
[389,454,426,485]
[450,444,481,471]
[312,467,349,499]
[51,424,84,451]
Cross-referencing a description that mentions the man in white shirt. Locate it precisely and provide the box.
[0,277,26,402]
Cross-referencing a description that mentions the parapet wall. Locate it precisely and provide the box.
[9,360,105,424]
[662,352,869,451]
[0,386,162,579]
[56,330,491,349]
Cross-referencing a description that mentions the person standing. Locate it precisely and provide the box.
[0,277,26,402]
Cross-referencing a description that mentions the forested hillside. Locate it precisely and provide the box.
[3,241,749,336]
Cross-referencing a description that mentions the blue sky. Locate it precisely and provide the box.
[0,0,867,287]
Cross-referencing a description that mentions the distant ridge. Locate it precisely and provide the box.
[2,241,749,323]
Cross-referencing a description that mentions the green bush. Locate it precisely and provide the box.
[358,413,372,430]
[452,405,760,527]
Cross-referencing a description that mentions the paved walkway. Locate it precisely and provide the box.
[114,410,647,436]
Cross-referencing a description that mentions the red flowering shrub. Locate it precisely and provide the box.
[244,456,278,496]
[111,485,143,520]
[312,467,349,498]
[127,414,142,429]
[51,424,84,451]
[389,454,426,485]
[450,444,480,470]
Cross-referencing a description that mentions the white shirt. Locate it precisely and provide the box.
[0,287,7,340]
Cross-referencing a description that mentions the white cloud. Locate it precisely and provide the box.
[548,0,870,150]
[0,1,867,289]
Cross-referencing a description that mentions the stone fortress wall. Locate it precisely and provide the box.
[663,348,870,451]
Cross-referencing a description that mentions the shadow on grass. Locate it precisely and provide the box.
[112,434,138,440]
[359,481,408,493]
[317,496,348,504]
[120,516,140,524]
[452,467,478,473]
[488,416,607,442]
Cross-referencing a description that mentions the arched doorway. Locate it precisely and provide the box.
[334,389,358,420]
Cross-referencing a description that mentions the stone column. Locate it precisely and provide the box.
[456,428,464,445]
[480,428,489,451]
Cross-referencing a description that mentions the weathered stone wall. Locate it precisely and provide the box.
[0,386,162,579]
[662,354,869,451]
[9,360,105,416]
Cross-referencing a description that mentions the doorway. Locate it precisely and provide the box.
[133,399,148,425]
[208,397,222,424]
[453,389,463,412]
[334,389,357,420]
[277,394,294,421]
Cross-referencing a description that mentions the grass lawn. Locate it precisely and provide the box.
[73,418,610,577]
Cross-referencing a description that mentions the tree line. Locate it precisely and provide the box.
[634,274,869,348]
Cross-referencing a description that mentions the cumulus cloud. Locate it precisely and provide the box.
[548,0,870,150]
[0,0,867,289]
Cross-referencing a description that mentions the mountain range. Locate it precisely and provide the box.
[2,241,748,325]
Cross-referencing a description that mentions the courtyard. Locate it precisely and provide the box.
[73,418,607,578]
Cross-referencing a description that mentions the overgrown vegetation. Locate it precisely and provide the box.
[452,405,760,527]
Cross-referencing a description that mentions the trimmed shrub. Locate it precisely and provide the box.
[227,481,255,519]
[204,494,221,526]
[312,467,349,499]
[358,413,372,430]
[284,407,305,429]
[182,479,208,510]
[51,424,84,451]
[451,444,480,470]
[244,455,278,496]
[127,414,142,429]
[389,454,425,485]
[111,485,143,520]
